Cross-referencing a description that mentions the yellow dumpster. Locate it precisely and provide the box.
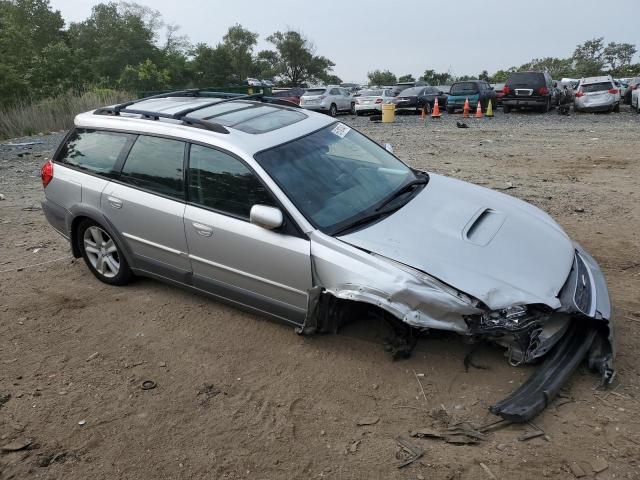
[382,103,395,123]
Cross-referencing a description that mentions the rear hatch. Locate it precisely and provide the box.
[576,82,616,107]
[394,87,422,107]
[505,72,547,98]
[357,90,383,105]
[300,88,327,105]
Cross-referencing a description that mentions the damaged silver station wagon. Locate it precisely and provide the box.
[41,90,614,422]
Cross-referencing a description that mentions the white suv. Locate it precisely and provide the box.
[574,75,621,113]
[300,86,355,116]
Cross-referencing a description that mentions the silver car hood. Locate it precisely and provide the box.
[338,174,575,310]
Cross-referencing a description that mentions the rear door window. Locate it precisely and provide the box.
[120,135,186,199]
[57,129,133,176]
[188,144,274,219]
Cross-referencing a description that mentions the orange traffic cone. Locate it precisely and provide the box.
[475,100,483,118]
[431,97,441,118]
[462,98,470,118]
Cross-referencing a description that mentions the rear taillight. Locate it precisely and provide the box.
[375,98,383,104]
[608,88,618,94]
[41,159,53,188]
[630,85,636,91]
[575,91,585,97]
[538,87,549,95]
[503,85,511,94]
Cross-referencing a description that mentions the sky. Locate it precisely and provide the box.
[49,0,639,83]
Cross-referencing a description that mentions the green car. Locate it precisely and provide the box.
[445,80,497,113]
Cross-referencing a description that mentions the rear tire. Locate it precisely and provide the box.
[350,102,356,115]
[329,103,337,117]
[446,107,454,114]
[503,105,511,113]
[613,102,620,113]
[77,219,133,286]
[541,98,550,113]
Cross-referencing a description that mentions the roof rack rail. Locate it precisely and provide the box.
[93,89,300,134]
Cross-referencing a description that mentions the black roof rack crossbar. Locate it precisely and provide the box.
[93,107,229,134]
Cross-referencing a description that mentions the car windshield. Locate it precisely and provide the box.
[360,89,383,96]
[581,82,613,93]
[304,89,326,96]
[254,123,418,234]
[450,82,479,94]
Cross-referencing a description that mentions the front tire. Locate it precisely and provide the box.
[77,219,132,286]
[350,102,356,115]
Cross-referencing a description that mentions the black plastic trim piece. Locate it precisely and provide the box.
[489,320,597,422]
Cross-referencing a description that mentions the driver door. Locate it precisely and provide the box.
[183,143,311,325]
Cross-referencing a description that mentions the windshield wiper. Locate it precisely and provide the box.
[332,203,404,236]
[374,173,428,212]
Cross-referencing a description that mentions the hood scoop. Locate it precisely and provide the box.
[463,208,506,246]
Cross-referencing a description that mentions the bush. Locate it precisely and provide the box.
[0,90,133,139]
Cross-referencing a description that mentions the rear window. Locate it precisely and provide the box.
[57,129,133,176]
[304,89,326,96]
[506,72,545,87]
[398,87,423,96]
[450,82,479,94]
[581,82,613,93]
[360,89,383,96]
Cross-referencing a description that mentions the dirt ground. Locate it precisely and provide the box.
[1,107,640,479]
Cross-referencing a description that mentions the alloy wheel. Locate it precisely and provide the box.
[83,226,120,278]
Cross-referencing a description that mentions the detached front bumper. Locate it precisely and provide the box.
[490,246,614,422]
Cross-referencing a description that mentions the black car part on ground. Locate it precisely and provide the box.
[489,320,609,422]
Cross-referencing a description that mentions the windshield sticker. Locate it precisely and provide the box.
[331,123,351,138]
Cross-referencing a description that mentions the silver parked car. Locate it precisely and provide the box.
[300,86,355,116]
[574,75,621,112]
[41,90,614,422]
[354,88,395,115]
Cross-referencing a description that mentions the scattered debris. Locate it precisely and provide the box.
[413,369,428,402]
[78,420,86,426]
[456,121,469,129]
[429,405,449,423]
[21,205,41,211]
[0,393,10,408]
[568,461,586,478]
[36,452,67,467]
[518,422,546,442]
[0,194,5,201]
[86,352,99,362]
[574,207,585,213]
[479,462,497,479]
[197,383,221,406]
[348,439,361,454]
[395,436,424,469]
[356,416,380,426]
[1,438,33,452]
[141,380,157,390]
[590,457,608,473]
[410,422,487,445]
[494,181,515,190]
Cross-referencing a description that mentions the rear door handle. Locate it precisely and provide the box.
[192,222,213,237]
[107,196,123,209]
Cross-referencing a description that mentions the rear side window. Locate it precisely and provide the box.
[120,135,185,199]
[57,130,132,176]
[188,144,274,219]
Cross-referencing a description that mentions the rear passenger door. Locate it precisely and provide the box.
[102,134,191,281]
[183,143,311,325]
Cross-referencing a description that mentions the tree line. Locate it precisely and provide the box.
[368,38,639,86]
[0,0,341,106]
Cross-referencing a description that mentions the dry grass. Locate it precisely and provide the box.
[0,90,134,140]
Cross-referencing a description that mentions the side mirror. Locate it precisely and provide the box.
[250,205,283,230]
[384,143,394,153]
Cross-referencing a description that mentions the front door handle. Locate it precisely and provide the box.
[107,196,123,209]
[192,222,213,237]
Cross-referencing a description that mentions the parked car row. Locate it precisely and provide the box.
[277,72,636,118]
